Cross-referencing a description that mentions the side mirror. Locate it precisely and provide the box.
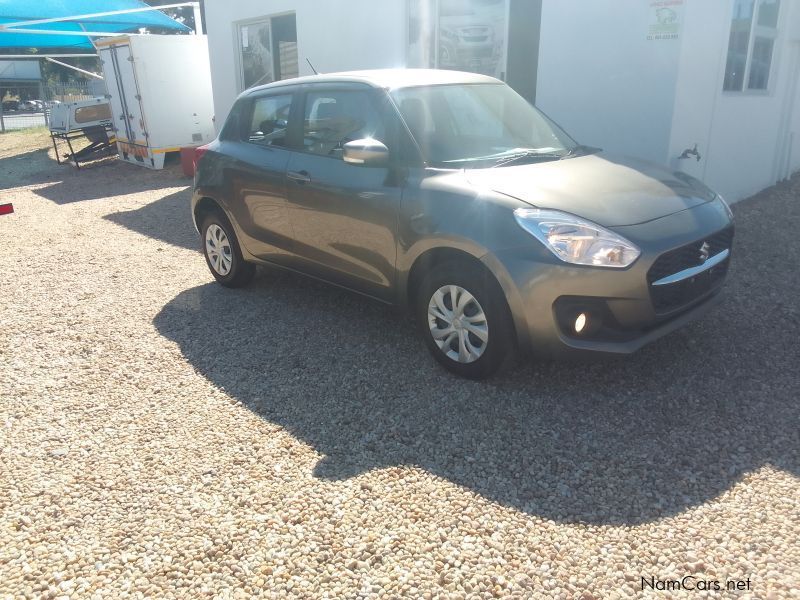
[343,138,389,166]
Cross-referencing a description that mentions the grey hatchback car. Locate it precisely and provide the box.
[192,69,734,378]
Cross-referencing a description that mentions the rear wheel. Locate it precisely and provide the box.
[201,213,255,288]
[416,262,514,379]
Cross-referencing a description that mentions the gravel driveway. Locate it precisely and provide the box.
[1,134,798,599]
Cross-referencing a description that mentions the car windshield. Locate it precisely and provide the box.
[390,83,578,167]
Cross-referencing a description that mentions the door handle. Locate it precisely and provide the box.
[287,170,311,184]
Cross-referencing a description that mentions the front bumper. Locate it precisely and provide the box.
[485,200,733,358]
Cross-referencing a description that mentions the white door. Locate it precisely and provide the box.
[105,44,148,146]
[102,48,125,141]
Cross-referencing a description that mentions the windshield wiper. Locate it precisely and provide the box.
[491,144,602,167]
[491,149,567,168]
[561,144,602,158]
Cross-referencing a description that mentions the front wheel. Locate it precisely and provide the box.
[201,213,255,288]
[416,262,514,379]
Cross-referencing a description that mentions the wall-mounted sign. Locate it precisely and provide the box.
[647,0,683,40]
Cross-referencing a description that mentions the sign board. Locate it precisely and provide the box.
[647,0,684,41]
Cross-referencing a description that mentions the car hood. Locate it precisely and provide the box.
[464,153,717,227]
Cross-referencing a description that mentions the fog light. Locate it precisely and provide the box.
[574,312,588,334]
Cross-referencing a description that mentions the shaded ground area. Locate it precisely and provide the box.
[0,129,58,189]
[1,132,798,598]
[104,188,196,250]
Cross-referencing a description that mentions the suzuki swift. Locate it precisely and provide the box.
[192,69,734,378]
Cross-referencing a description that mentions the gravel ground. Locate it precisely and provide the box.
[1,131,799,599]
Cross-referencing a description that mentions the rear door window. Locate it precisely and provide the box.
[247,93,294,147]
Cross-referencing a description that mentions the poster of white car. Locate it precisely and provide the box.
[437,0,507,78]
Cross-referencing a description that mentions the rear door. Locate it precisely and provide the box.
[284,85,403,301]
[220,91,298,262]
[105,43,148,149]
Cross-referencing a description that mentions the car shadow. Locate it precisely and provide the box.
[104,187,196,251]
[153,193,799,525]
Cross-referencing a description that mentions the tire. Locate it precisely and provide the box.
[200,212,255,288]
[416,261,515,379]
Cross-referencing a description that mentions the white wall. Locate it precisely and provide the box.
[205,0,800,202]
[536,1,682,164]
[534,0,800,202]
[205,0,407,127]
[790,56,800,174]
[669,0,800,202]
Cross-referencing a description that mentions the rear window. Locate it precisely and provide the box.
[247,94,293,147]
[74,104,112,124]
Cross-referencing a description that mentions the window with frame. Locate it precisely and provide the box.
[301,90,387,158]
[237,14,298,91]
[723,0,780,92]
[247,94,293,147]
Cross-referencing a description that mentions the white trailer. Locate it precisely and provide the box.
[97,35,215,170]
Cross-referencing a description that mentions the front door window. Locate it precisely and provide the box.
[301,90,387,158]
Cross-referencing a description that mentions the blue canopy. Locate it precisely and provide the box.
[0,0,189,49]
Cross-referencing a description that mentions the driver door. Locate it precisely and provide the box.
[284,86,402,301]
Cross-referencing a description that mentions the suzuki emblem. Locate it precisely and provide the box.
[699,241,711,263]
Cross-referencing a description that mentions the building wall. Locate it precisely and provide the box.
[790,55,800,174]
[668,0,800,202]
[205,0,407,126]
[205,0,799,201]
[535,1,682,165]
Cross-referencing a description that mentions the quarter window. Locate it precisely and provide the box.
[302,91,387,158]
[723,0,780,92]
[247,94,293,147]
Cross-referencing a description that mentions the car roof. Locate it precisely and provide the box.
[242,68,502,97]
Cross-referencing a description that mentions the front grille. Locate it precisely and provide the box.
[647,227,734,313]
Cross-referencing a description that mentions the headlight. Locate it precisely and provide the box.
[717,194,734,220]
[513,208,640,268]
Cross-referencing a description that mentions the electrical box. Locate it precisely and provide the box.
[97,35,215,170]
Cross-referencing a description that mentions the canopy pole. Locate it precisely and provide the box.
[193,3,203,35]
[0,29,146,37]
[0,3,199,31]
[0,54,97,59]
[45,57,103,80]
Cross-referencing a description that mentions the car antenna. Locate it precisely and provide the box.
[306,58,319,75]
